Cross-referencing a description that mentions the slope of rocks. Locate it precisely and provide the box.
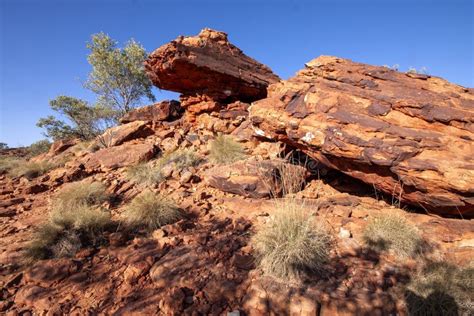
[1,29,473,315]
[249,56,474,216]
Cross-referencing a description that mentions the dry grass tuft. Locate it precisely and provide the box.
[123,190,182,231]
[209,134,245,164]
[363,213,423,258]
[252,199,332,280]
[53,181,109,209]
[405,260,473,315]
[9,160,55,179]
[0,156,23,174]
[126,148,200,185]
[24,181,111,260]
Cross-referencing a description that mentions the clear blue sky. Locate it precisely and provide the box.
[1,0,473,147]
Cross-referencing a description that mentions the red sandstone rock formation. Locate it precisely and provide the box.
[250,56,474,216]
[144,28,280,104]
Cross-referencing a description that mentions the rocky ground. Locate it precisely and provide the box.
[1,28,473,315]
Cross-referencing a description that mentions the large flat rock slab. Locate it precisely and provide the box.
[249,56,474,216]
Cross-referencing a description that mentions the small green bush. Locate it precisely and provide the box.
[363,213,423,258]
[252,199,332,280]
[27,139,51,157]
[123,190,182,231]
[209,135,245,164]
[405,261,473,315]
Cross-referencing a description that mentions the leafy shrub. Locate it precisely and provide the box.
[252,199,332,280]
[209,135,245,164]
[27,139,51,157]
[126,148,200,185]
[405,261,473,315]
[25,181,111,260]
[9,161,55,180]
[363,213,423,258]
[123,190,182,231]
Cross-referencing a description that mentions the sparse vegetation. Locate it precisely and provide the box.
[363,213,423,258]
[9,160,55,179]
[0,156,23,174]
[52,181,109,210]
[209,134,245,164]
[405,260,474,315]
[25,181,111,260]
[126,162,164,185]
[27,139,51,157]
[123,190,182,231]
[126,148,200,185]
[252,199,332,280]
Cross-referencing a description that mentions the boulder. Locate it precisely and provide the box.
[83,142,156,171]
[144,28,280,102]
[120,100,183,123]
[96,121,154,147]
[48,138,77,156]
[249,56,474,216]
[204,159,307,198]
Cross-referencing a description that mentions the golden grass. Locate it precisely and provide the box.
[363,213,423,258]
[252,199,332,280]
[122,190,182,231]
[209,134,245,164]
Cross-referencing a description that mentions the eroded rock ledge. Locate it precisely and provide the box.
[249,56,474,216]
[144,28,280,103]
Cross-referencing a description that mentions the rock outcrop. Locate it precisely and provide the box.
[96,121,154,147]
[250,56,474,216]
[144,28,280,103]
[120,100,183,124]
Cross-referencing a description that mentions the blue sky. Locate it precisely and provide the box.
[1,0,472,147]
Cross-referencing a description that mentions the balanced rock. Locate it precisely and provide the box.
[144,28,280,103]
[249,56,474,216]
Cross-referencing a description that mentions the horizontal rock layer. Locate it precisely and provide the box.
[144,28,280,102]
[250,56,474,216]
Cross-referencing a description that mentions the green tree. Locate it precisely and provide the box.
[37,96,114,141]
[85,33,155,116]
[0,143,8,150]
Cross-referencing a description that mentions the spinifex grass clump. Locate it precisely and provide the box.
[9,160,55,180]
[363,213,423,258]
[25,181,111,260]
[405,260,474,315]
[209,134,245,164]
[123,190,182,231]
[252,199,332,280]
[126,148,200,185]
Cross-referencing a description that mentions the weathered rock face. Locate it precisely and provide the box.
[120,100,183,124]
[144,28,280,103]
[83,142,156,171]
[250,56,474,216]
[204,159,307,198]
[96,121,154,147]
